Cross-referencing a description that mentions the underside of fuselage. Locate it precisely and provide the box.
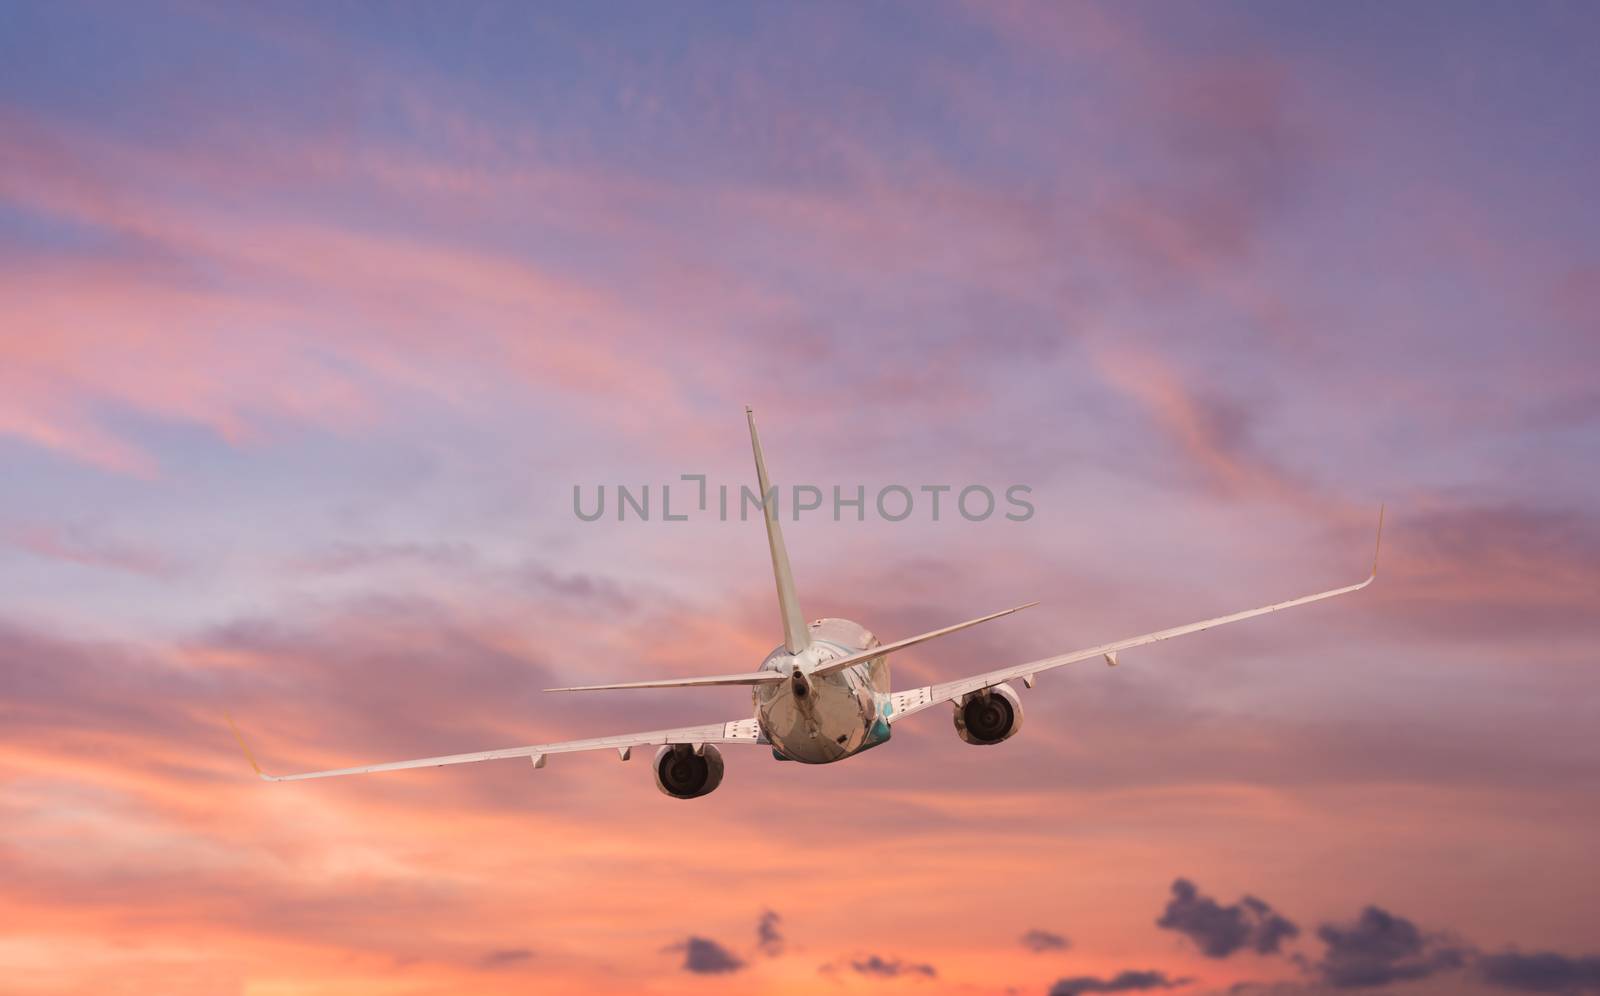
[756,617,891,764]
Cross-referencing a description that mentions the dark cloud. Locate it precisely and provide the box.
[1022,928,1071,953]
[849,954,937,979]
[1218,983,1313,996]
[1314,906,1466,989]
[1241,897,1300,955]
[1156,879,1299,958]
[1479,950,1600,993]
[518,561,639,614]
[1049,969,1192,995]
[670,936,745,975]
[477,948,533,969]
[757,909,784,956]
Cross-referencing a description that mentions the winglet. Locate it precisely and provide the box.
[225,712,273,781]
[1372,504,1385,579]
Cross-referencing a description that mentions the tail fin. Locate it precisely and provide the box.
[747,407,810,654]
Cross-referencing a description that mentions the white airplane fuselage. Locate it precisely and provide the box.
[754,617,891,764]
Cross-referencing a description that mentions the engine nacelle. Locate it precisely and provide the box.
[653,744,725,799]
[953,683,1024,745]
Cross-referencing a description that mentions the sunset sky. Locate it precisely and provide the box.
[2,2,1598,994]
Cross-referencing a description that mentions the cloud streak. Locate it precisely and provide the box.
[1049,970,1192,995]
[1023,928,1071,953]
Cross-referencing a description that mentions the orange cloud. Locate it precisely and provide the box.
[0,110,716,474]
[5,549,1598,994]
[1088,344,1333,515]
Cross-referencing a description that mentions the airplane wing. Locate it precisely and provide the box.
[889,508,1384,724]
[227,714,765,782]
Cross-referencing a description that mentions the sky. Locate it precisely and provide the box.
[1,1,1598,994]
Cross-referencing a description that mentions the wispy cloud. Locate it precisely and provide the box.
[1023,928,1072,953]
[1049,969,1192,995]
[6,523,178,578]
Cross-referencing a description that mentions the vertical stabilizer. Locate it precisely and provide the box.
[746,408,810,653]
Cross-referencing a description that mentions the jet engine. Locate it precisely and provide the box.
[653,744,725,799]
[953,683,1024,745]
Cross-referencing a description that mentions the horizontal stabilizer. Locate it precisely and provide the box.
[809,602,1037,677]
[546,670,786,693]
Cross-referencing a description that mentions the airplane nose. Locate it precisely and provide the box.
[791,670,810,699]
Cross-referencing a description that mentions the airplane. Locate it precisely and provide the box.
[229,408,1383,799]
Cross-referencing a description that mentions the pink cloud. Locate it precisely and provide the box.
[6,523,178,578]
